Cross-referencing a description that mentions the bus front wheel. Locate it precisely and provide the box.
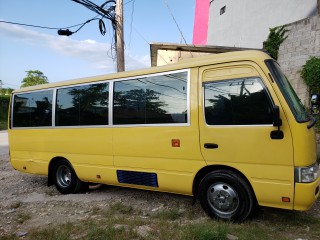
[53,159,84,194]
[198,170,254,222]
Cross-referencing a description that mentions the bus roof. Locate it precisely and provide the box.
[13,50,271,93]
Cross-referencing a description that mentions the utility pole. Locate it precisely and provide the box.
[115,0,125,72]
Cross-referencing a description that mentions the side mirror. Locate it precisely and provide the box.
[271,105,284,139]
[273,105,282,127]
[311,94,320,115]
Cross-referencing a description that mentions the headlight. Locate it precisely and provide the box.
[295,162,319,183]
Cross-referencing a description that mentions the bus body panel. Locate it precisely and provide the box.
[113,127,204,171]
[9,128,113,177]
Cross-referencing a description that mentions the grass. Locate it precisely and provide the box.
[151,208,181,221]
[16,212,31,224]
[1,200,319,240]
[1,208,319,240]
[108,202,135,215]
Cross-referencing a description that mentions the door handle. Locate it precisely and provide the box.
[204,143,219,149]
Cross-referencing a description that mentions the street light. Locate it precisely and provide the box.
[57,29,74,36]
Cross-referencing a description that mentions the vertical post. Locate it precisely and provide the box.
[116,0,125,72]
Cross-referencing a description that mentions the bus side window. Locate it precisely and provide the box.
[12,90,53,128]
[113,71,188,125]
[55,83,109,126]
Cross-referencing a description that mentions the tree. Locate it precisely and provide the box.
[21,70,49,88]
[0,87,14,95]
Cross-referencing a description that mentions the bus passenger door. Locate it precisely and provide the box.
[198,63,294,210]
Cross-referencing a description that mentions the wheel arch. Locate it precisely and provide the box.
[193,165,257,201]
[48,156,70,186]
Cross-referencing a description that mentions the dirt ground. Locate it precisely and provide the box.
[0,153,319,238]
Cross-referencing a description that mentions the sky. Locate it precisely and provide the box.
[0,0,195,90]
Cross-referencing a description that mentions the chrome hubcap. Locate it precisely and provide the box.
[56,165,71,188]
[207,182,239,217]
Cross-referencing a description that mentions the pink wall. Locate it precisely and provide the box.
[192,0,209,45]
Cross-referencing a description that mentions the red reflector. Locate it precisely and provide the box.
[171,139,180,147]
[282,197,290,202]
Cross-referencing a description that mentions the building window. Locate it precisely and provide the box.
[220,6,226,15]
[204,78,273,125]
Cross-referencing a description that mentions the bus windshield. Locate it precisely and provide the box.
[266,60,309,123]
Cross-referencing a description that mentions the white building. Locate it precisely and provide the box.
[207,0,318,48]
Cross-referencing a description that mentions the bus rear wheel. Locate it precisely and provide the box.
[198,170,254,222]
[53,159,84,194]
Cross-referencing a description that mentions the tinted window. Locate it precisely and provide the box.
[113,71,188,125]
[13,90,53,127]
[204,78,273,125]
[56,83,109,126]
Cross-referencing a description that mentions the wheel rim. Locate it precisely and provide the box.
[207,182,239,218]
[56,165,72,188]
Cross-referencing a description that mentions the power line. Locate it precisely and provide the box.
[71,0,116,21]
[0,81,20,87]
[163,0,188,46]
[128,0,136,50]
[124,0,135,5]
[0,19,98,31]
[162,0,194,59]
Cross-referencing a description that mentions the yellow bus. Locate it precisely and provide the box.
[8,50,319,222]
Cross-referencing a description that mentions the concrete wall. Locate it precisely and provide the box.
[278,15,320,106]
[156,50,210,66]
[207,0,317,48]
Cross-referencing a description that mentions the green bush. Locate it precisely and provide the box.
[263,25,288,60]
[0,95,10,130]
[301,56,320,93]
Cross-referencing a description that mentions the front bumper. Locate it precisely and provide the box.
[294,176,320,210]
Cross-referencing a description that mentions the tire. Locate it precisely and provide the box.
[198,170,254,222]
[53,159,84,194]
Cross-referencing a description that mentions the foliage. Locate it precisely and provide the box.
[0,94,10,105]
[21,70,49,88]
[263,25,288,60]
[301,56,320,93]
[0,87,14,95]
[0,94,10,130]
